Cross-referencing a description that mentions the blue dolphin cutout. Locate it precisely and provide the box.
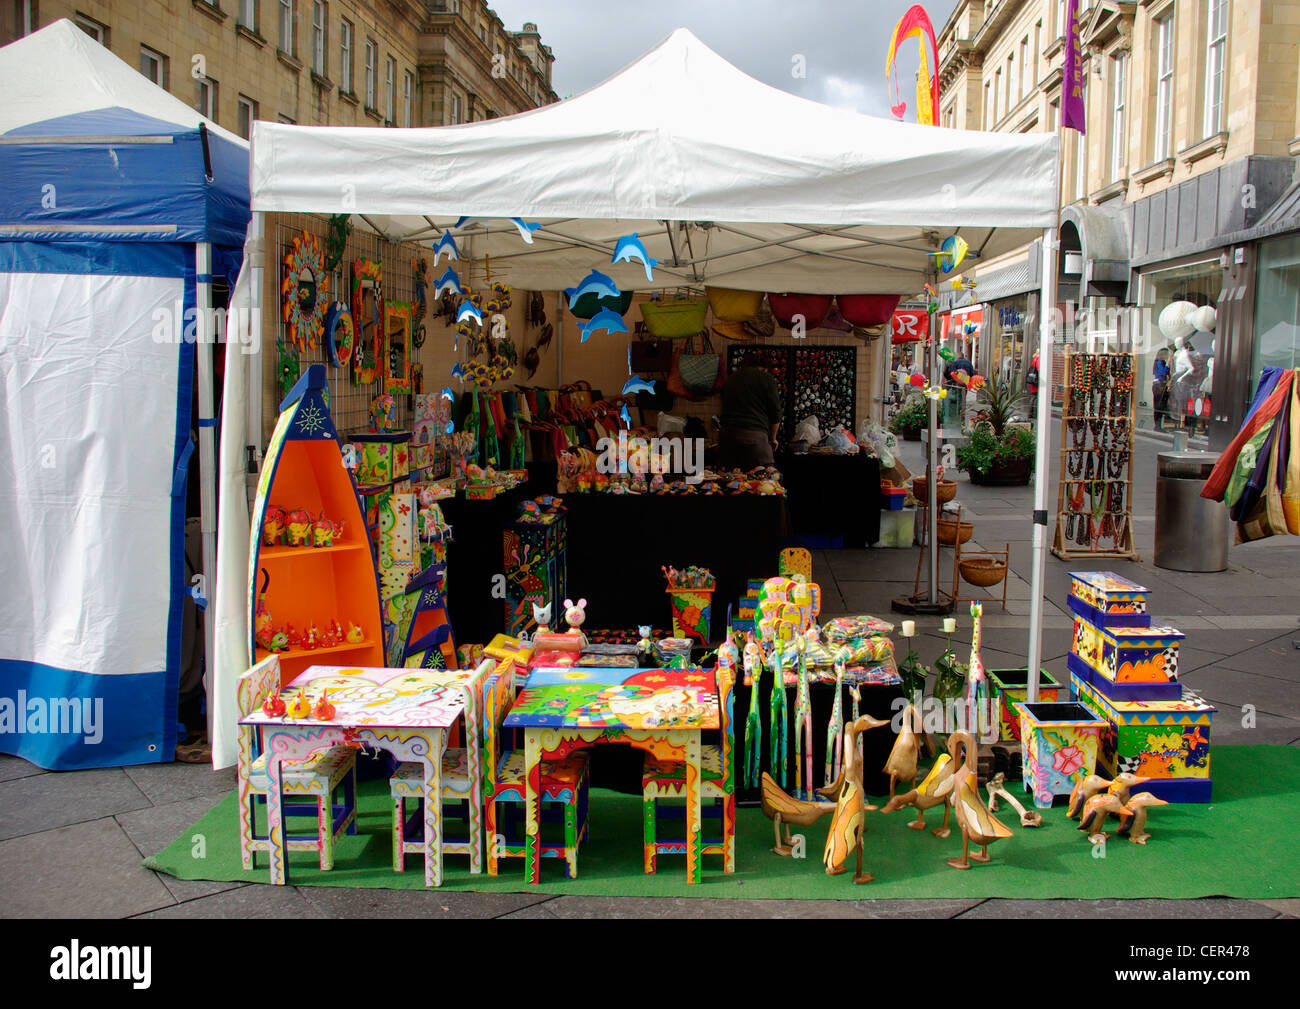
[452,216,543,244]
[433,231,459,266]
[456,301,482,325]
[612,233,657,282]
[579,307,630,343]
[564,269,621,310]
[433,267,462,298]
[621,375,657,396]
[620,404,632,427]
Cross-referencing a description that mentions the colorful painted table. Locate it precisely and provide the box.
[240,665,465,887]
[505,667,720,884]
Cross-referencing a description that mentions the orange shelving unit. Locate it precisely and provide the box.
[247,365,384,686]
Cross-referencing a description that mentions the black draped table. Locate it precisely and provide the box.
[775,449,881,548]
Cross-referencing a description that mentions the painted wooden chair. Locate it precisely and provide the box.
[389,659,494,873]
[236,656,357,872]
[641,667,736,873]
[482,664,592,878]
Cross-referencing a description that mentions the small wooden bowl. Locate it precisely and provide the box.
[912,476,957,504]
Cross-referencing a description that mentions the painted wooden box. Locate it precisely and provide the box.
[352,431,411,489]
[987,668,1064,742]
[667,588,713,645]
[1014,701,1109,809]
[503,515,567,636]
[1068,571,1151,629]
[1069,616,1184,701]
[1072,672,1215,802]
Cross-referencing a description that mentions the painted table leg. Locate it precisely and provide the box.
[686,732,703,884]
[524,729,542,884]
[421,730,444,888]
[264,748,288,886]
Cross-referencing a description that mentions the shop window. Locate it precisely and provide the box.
[1254,234,1300,382]
[364,39,376,110]
[140,45,167,88]
[196,76,218,122]
[1138,261,1222,437]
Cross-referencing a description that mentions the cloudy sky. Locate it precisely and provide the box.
[487,0,960,117]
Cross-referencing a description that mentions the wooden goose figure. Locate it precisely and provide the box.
[933,730,1013,869]
[882,703,922,800]
[822,713,891,883]
[1068,772,1151,819]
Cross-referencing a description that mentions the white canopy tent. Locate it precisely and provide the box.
[215,28,1060,766]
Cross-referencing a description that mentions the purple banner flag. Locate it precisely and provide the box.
[1062,0,1086,133]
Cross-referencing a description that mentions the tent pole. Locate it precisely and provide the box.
[246,212,266,467]
[927,274,939,605]
[196,241,217,742]
[1027,226,1058,703]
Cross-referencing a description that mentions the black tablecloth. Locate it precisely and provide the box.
[441,476,788,647]
[776,450,881,547]
[562,493,787,638]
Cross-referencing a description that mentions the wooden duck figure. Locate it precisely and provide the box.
[1077,791,1133,841]
[1118,792,1168,845]
[935,730,1013,869]
[822,713,891,883]
[760,772,836,856]
[881,747,957,838]
[882,703,922,800]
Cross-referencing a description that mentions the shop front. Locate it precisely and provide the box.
[985,293,1037,393]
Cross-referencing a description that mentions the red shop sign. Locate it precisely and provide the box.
[890,310,927,343]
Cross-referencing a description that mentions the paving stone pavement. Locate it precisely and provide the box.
[2,431,1297,918]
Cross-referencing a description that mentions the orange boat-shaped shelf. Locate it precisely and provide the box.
[247,364,384,686]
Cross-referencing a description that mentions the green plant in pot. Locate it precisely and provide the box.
[955,376,1036,485]
[889,393,929,440]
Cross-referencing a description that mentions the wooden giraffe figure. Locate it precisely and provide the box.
[824,646,850,787]
[966,601,989,736]
[793,636,814,798]
[743,632,764,789]
[769,645,789,789]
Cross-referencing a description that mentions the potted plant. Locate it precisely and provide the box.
[889,393,928,441]
[955,376,1036,485]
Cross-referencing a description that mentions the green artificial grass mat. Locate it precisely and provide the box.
[145,745,1300,899]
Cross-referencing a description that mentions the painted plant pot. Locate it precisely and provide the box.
[987,668,1063,742]
[1015,701,1109,809]
[667,589,713,645]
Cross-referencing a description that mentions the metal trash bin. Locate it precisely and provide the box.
[1154,451,1229,572]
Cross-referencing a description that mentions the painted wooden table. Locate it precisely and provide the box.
[505,666,720,884]
[240,665,465,887]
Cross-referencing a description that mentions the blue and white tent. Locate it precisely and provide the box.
[0,20,249,768]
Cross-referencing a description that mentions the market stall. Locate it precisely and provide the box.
[0,21,248,769]
[214,28,1060,776]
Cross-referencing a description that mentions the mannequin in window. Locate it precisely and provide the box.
[1171,335,1195,427]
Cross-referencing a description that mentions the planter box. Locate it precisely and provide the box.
[987,668,1063,742]
[1072,616,1184,694]
[1072,673,1215,802]
[1068,571,1151,629]
[1014,701,1109,809]
[968,456,1031,485]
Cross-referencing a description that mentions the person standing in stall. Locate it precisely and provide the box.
[719,363,783,468]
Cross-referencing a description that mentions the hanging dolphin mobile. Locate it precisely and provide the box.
[433,267,462,299]
[456,301,483,326]
[564,269,622,310]
[622,375,658,396]
[579,307,630,343]
[432,231,460,266]
[452,216,543,244]
[611,233,658,283]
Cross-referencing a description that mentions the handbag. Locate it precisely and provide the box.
[670,332,726,398]
[630,339,672,372]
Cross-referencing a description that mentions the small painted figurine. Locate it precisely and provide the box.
[302,622,321,650]
[1068,772,1151,819]
[285,691,312,719]
[1118,792,1168,845]
[881,748,957,838]
[312,513,344,547]
[716,628,739,676]
[563,598,587,637]
[254,570,274,651]
[823,713,891,883]
[262,506,286,547]
[533,602,552,635]
[268,629,290,652]
[345,621,365,644]
[285,508,313,547]
[261,687,286,718]
[312,690,336,721]
[985,771,1043,827]
[769,647,789,788]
